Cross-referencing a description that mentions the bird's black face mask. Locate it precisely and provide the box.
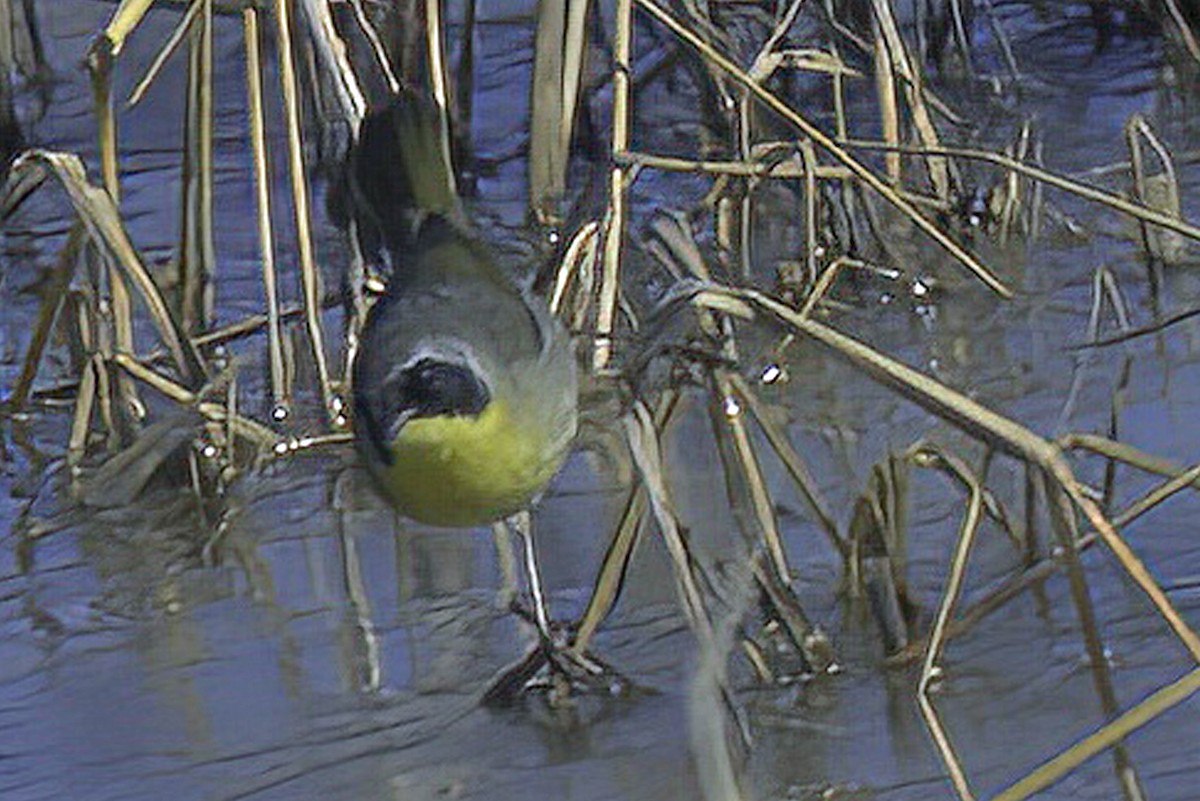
[358,357,492,465]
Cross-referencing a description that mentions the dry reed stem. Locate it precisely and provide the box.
[573,390,680,654]
[68,336,98,465]
[243,6,287,411]
[1044,476,1146,801]
[87,34,141,428]
[992,668,1200,801]
[113,351,195,405]
[998,122,1032,245]
[347,0,400,94]
[910,444,984,801]
[179,0,215,332]
[736,96,754,279]
[1161,0,1200,63]
[112,352,277,448]
[624,398,717,650]
[799,139,819,287]
[595,0,632,369]
[127,0,205,108]
[93,349,120,452]
[1060,434,1199,485]
[1126,115,1182,263]
[831,40,849,141]
[104,0,155,53]
[549,219,600,327]
[873,0,945,199]
[727,371,846,559]
[298,0,365,132]
[634,0,1009,297]
[617,149,853,180]
[273,0,335,417]
[1057,267,1130,431]
[424,0,448,113]
[528,0,589,224]
[9,223,85,411]
[711,368,791,580]
[873,10,901,186]
[424,0,457,202]
[980,0,1020,81]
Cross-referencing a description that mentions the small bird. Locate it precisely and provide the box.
[346,92,578,529]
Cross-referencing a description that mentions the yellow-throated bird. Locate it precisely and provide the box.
[346,93,578,529]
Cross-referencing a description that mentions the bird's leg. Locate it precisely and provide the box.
[512,511,560,647]
[481,512,633,706]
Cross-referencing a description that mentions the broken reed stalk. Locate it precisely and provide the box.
[910,445,984,801]
[126,0,204,108]
[1126,115,1182,263]
[243,6,288,412]
[572,389,680,654]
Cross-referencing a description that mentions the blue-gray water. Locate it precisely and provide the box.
[2,3,1200,800]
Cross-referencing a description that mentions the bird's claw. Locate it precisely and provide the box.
[481,619,635,708]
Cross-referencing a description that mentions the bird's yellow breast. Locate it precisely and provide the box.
[372,399,568,527]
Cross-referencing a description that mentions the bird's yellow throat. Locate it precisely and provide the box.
[372,398,567,527]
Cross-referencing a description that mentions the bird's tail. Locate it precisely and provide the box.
[335,89,461,254]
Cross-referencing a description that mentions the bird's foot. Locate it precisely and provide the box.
[481,615,636,708]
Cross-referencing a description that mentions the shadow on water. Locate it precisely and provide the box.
[2,2,1200,800]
